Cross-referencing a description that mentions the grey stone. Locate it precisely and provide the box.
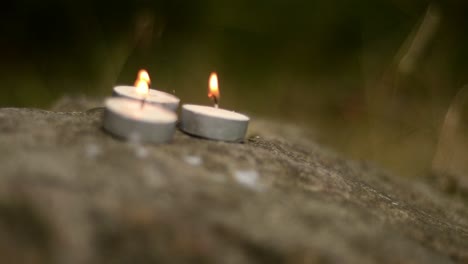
[0,97,467,264]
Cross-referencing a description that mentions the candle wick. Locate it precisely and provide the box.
[211,95,219,108]
[140,97,147,109]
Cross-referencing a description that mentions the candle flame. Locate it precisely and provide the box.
[134,69,151,96]
[208,72,220,106]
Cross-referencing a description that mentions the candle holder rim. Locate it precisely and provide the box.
[113,85,180,103]
[105,97,177,124]
[182,104,250,121]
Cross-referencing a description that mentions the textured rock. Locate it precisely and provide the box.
[0,98,467,264]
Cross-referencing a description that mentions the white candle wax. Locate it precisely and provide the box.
[180,104,250,142]
[103,97,177,143]
[113,85,180,111]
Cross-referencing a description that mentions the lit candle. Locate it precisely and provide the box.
[113,69,180,111]
[180,72,250,142]
[103,74,177,143]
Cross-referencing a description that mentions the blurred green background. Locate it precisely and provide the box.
[2,0,468,178]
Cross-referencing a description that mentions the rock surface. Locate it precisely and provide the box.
[0,98,467,264]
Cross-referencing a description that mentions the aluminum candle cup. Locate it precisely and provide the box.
[103,97,177,143]
[180,104,250,142]
[113,86,180,111]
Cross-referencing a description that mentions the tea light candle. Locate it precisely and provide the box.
[103,97,177,143]
[113,70,180,111]
[180,72,250,142]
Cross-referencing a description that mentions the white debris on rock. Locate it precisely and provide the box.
[233,170,261,190]
[135,146,149,159]
[183,155,203,166]
[128,132,142,145]
[84,143,102,159]
[127,132,148,159]
[142,166,165,188]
